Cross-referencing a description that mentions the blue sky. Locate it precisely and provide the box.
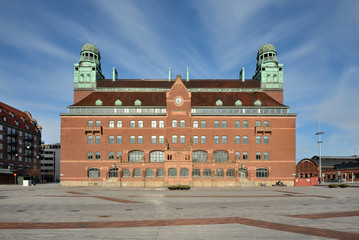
[1,0,358,161]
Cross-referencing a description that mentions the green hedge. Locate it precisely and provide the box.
[168,185,191,190]
[328,184,339,188]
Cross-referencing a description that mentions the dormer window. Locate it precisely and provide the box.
[254,100,262,106]
[115,99,122,106]
[10,112,14,118]
[134,99,142,106]
[15,121,19,126]
[215,100,223,106]
[235,100,242,106]
[95,99,103,106]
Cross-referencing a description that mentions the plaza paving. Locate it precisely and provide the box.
[0,184,358,240]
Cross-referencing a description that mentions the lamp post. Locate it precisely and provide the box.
[315,122,325,183]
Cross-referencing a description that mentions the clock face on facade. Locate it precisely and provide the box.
[175,97,183,105]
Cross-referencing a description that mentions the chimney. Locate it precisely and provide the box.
[113,67,118,81]
[240,67,245,82]
[168,67,172,82]
[186,67,189,82]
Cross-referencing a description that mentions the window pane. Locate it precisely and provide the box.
[201,121,206,128]
[138,121,143,128]
[95,152,101,159]
[129,151,144,162]
[95,136,101,144]
[156,169,165,177]
[235,136,240,144]
[130,121,135,128]
[256,152,261,160]
[222,121,227,128]
[159,136,164,144]
[214,136,219,144]
[117,136,122,144]
[243,121,248,128]
[264,136,269,144]
[172,135,177,143]
[243,152,248,160]
[214,151,228,162]
[193,151,207,162]
[192,169,201,178]
[203,169,211,177]
[263,121,269,127]
[180,120,185,127]
[243,136,248,144]
[151,121,156,128]
[193,136,198,144]
[256,136,261,144]
[235,152,240,160]
[117,120,122,128]
[172,120,177,127]
[87,152,93,160]
[222,136,227,144]
[88,120,93,126]
[256,168,268,178]
[159,121,164,128]
[215,169,224,177]
[235,121,240,128]
[180,168,189,177]
[87,135,93,144]
[193,121,198,128]
[138,136,143,144]
[256,121,261,127]
[133,168,142,177]
[168,168,177,177]
[109,151,114,159]
[95,121,101,126]
[122,169,131,178]
[151,136,156,144]
[109,121,114,128]
[264,152,269,160]
[150,151,165,162]
[214,121,219,128]
[145,169,154,178]
[201,136,206,144]
[180,135,185,143]
[109,136,114,144]
[227,169,235,177]
[130,136,135,144]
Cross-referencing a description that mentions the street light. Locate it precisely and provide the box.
[315,121,325,183]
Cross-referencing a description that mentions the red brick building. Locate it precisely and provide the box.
[0,102,42,184]
[296,156,359,182]
[60,43,296,187]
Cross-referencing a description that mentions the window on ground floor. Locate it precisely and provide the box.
[145,169,154,178]
[122,169,131,178]
[215,168,224,177]
[88,168,100,178]
[180,168,189,177]
[192,169,201,178]
[256,168,268,178]
[133,168,142,178]
[226,169,235,177]
[109,168,118,178]
[156,169,165,178]
[203,169,212,178]
[168,168,177,177]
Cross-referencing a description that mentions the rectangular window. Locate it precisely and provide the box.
[172,120,177,127]
[264,136,269,144]
[87,135,93,144]
[201,121,206,128]
[243,121,248,128]
[235,152,240,160]
[235,136,240,144]
[138,121,143,128]
[159,121,164,128]
[116,136,122,144]
[109,152,114,160]
[243,136,248,144]
[172,135,177,143]
[88,120,93,126]
[256,152,261,160]
[95,152,101,160]
[180,135,185,143]
[95,120,101,126]
[108,136,114,144]
[116,152,122,160]
[256,121,261,127]
[222,136,227,144]
[201,136,206,144]
[151,121,156,128]
[180,120,185,127]
[263,121,269,127]
[130,121,135,128]
[214,121,220,128]
[95,136,101,144]
[109,121,114,128]
[138,136,143,144]
[159,136,164,144]
[151,136,156,144]
[130,136,135,144]
[117,120,122,128]
[214,136,220,144]
[193,121,198,128]
[193,136,198,144]
[264,152,269,160]
[243,152,248,160]
[222,121,227,128]
[256,136,261,144]
[0,125,2,131]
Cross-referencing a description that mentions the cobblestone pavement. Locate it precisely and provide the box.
[0,184,358,240]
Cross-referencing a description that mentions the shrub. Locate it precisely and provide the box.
[339,184,348,188]
[328,184,339,188]
[168,185,191,190]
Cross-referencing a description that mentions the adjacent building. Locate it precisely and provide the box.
[41,143,60,182]
[0,101,42,184]
[296,155,359,182]
[60,43,296,187]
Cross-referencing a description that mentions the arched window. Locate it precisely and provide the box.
[215,168,224,177]
[80,74,84,82]
[150,151,165,162]
[216,99,223,106]
[180,168,189,178]
[273,74,278,83]
[235,100,242,106]
[129,151,144,162]
[256,168,268,178]
[134,99,142,106]
[95,99,103,106]
[86,74,91,82]
[254,100,262,106]
[109,168,118,178]
[122,169,131,178]
[213,151,228,162]
[88,168,100,178]
[115,99,122,106]
[266,74,271,82]
[156,169,165,178]
[239,168,248,178]
[133,168,142,178]
[168,168,177,177]
[145,169,154,178]
[226,169,235,178]
[192,169,201,178]
[203,169,212,178]
[193,151,207,162]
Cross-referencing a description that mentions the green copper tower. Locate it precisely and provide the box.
[74,43,104,90]
[253,43,283,90]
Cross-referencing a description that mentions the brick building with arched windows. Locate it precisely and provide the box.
[60,43,296,187]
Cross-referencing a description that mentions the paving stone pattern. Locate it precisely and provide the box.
[0,184,358,240]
